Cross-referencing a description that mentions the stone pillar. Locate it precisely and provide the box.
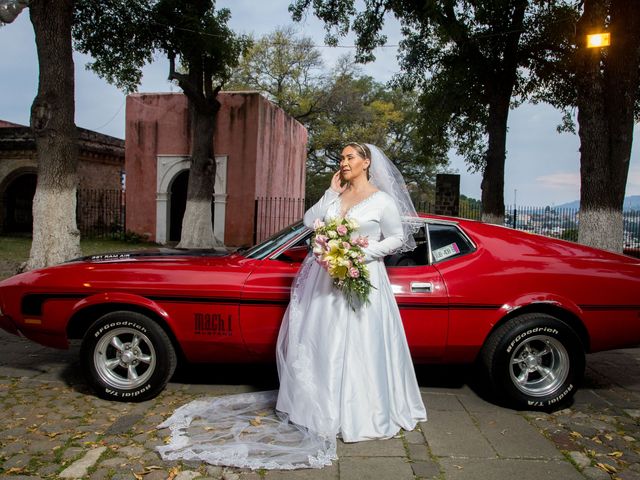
[435,174,460,217]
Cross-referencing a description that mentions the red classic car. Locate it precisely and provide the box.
[1,215,639,409]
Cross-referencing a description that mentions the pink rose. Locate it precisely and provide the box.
[342,241,351,250]
[313,218,325,230]
[315,235,328,247]
[336,225,348,236]
[354,236,369,248]
[348,267,360,278]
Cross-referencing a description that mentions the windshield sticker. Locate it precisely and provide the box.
[432,242,460,261]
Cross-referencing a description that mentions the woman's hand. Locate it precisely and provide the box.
[330,171,347,194]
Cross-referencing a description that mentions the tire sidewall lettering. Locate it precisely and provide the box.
[93,320,148,339]
[506,326,559,353]
[104,383,153,399]
[527,383,574,408]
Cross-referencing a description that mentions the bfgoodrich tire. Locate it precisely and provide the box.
[481,313,585,410]
[80,311,177,402]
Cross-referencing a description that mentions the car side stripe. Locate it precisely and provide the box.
[579,305,640,311]
[147,296,287,306]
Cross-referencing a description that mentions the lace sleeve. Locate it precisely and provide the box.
[303,188,340,228]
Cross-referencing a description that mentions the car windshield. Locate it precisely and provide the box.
[243,222,308,260]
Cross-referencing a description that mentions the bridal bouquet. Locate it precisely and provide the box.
[311,217,373,310]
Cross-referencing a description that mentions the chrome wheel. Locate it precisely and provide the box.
[509,334,569,397]
[93,327,156,390]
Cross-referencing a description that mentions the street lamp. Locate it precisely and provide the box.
[586,32,611,48]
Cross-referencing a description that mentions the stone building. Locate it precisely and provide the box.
[125,92,307,247]
[0,120,124,234]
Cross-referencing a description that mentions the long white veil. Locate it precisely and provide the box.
[365,144,421,252]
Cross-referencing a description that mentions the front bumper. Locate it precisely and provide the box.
[0,312,19,336]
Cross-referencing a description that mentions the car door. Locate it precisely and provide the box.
[386,225,449,361]
[240,234,310,357]
[426,221,483,363]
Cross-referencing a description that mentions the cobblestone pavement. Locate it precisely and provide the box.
[0,329,638,480]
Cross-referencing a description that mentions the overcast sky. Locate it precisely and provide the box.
[1,1,638,206]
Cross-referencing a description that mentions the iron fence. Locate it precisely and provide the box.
[254,197,306,244]
[76,189,125,239]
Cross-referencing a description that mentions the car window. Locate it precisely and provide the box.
[384,226,429,267]
[273,235,311,263]
[427,224,474,263]
[244,222,307,260]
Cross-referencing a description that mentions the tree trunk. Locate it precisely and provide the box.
[481,91,510,225]
[176,99,221,248]
[25,0,81,270]
[576,0,640,252]
[479,0,526,226]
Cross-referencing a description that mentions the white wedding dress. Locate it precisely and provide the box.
[157,188,427,470]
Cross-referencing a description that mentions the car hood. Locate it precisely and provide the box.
[75,247,234,263]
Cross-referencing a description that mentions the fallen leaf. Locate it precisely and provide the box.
[570,431,583,439]
[596,462,617,474]
[144,466,163,471]
[4,467,25,474]
[167,466,180,480]
[604,434,614,441]
[133,473,144,480]
[46,432,60,438]
[453,464,463,470]
[249,417,262,427]
[608,451,624,458]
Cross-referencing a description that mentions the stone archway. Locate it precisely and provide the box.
[156,155,228,245]
[0,168,37,234]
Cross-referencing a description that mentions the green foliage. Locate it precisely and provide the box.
[228,26,324,117]
[73,0,156,93]
[229,27,447,202]
[153,0,250,91]
[73,0,250,94]
[523,1,640,128]
[459,194,482,220]
[560,228,578,242]
[290,1,589,219]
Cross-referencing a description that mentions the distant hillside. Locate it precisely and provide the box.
[554,195,640,211]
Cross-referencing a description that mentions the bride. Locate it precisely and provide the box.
[157,143,427,469]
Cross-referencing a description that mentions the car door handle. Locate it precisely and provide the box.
[411,282,433,293]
